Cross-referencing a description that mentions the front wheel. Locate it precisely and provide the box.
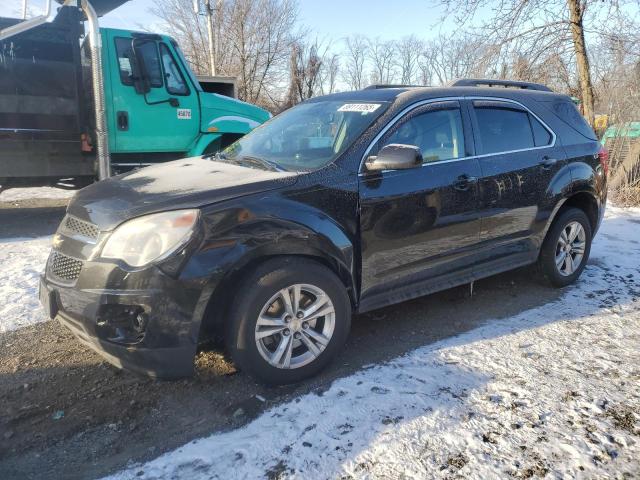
[538,207,592,287]
[226,258,351,385]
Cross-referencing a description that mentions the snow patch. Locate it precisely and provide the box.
[106,206,640,479]
[0,236,52,333]
[0,187,75,202]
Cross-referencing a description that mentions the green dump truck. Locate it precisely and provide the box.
[0,0,270,190]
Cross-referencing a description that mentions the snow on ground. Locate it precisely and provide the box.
[107,207,640,480]
[0,207,638,478]
[0,237,52,333]
[0,187,75,202]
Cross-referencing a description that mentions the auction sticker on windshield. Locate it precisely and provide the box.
[338,103,381,114]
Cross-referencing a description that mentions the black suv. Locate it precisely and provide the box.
[40,79,607,384]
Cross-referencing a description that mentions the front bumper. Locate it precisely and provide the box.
[56,308,195,378]
[39,255,208,379]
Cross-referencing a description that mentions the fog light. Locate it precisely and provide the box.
[96,305,149,343]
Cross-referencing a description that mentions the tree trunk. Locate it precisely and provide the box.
[567,0,595,126]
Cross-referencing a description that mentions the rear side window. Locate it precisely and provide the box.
[549,100,597,140]
[475,107,534,154]
[115,38,163,88]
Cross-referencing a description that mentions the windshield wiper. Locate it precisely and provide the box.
[206,151,285,172]
[204,151,227,161]
[239,155,286,172]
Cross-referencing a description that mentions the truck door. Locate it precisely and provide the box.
[106,32,200,157]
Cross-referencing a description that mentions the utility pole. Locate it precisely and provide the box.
[204,0,216,76]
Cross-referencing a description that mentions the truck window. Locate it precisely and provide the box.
[115,37,163,88]
[159,43,189,96]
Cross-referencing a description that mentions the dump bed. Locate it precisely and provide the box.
[0,7,94,184]
[54,0,131,16]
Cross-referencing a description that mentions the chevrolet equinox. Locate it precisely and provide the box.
[40,79,608,384]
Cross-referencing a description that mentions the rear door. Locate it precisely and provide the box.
[106,32,200,154]
[358,100,482,309]
[467,98,564,266]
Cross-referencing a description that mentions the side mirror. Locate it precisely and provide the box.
[130,39,152,95]
[365,144,422,172]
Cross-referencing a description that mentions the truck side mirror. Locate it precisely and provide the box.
[130,38,152,95]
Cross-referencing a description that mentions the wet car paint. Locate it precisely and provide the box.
[41,86,607,378]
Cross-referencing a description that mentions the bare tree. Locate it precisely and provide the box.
[432,0,639,126]
[368,37,396,84]
[285,38,325,107]
[420,33,497,85]
[151,0,298,109]
[396,35,423,84]
[342,35,368,90]
[318,52,340,95]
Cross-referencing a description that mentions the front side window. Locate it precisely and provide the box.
[115,38,163,88]
[160,43,189,95]
[377,106,466,163]
[219,100,389,172]
[475,106,534,154]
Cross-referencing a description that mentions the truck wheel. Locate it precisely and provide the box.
[538,207,592,288]
[226,258,351,385]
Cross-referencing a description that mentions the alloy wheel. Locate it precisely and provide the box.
[555,221,586,276]
[254,284,335,369]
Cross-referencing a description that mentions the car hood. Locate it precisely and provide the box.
[67,157,298,230]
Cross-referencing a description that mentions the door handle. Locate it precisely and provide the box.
[117,111,129,131]
[540,156,558,170]
[453,174,478,191]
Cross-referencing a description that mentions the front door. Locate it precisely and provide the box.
[105,32,201,155]
[358,100,482,310]
[467,99,564,265]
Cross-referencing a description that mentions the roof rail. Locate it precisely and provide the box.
[449,78,552,92]
[364,84,426,90]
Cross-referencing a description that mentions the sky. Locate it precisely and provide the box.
[0,0,465,40]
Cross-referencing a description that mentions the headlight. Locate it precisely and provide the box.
[101,210,199,267]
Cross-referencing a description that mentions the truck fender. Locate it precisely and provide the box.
[188,133,221,156]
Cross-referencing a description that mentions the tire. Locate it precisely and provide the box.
[226,257,351,385]
[538,207,592,288]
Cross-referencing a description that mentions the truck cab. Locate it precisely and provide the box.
[0,3,270,190]
[100,28,270,172]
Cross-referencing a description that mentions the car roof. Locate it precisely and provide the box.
[309,85,569,107]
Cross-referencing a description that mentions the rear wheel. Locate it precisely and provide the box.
[226,258,351,384]
[538,207,592,287]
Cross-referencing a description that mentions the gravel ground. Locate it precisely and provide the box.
[0,194,637,480]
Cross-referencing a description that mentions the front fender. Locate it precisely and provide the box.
[184,196,356,337]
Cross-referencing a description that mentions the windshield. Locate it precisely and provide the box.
[217,100,389,171]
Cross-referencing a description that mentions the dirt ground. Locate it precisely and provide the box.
[0,198,564,480]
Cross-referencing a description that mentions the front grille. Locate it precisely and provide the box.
[62,215,99,241]
[49,251,83,282]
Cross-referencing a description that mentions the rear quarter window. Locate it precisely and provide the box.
[546,100,597,141]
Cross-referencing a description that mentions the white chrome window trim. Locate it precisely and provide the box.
[358,95,557,176]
